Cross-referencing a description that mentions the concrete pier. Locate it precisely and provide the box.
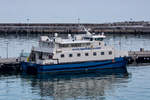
[128,49,150,64]
[0,58,20,73]
[0,58,19,64]
[0,21,150,34]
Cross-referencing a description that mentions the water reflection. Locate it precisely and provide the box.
[21,70,129,100]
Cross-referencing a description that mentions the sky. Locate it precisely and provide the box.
[0,0,150,23]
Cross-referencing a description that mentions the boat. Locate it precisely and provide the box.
[21,28,128,74]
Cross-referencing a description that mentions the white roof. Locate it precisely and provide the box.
[84,34,106,38]
[57,39,91,44]
[91,35,106,38]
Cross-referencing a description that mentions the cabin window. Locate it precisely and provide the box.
[85,53,89,56]
[81,43,90,47]
[86,43,90,46]
[93,52,97,56]
[90,38,93,41]
[95,38,103,41]
[61,54,64,58]
[84,37,90,40]
[99,42,101,45]
[109,51,112,55]
[64,44,69,47]
[49,55,53,59]
[95,38,98,41]
[71,43,81,47]
[77,53,81,57]
[69,54,73,57]
[59,44,69,48]
[101,52,104,55]
[31,53,36,61]
[59,44,62,47]
[84,37,89,39]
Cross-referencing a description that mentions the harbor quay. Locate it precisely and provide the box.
[0,58,20,73]
[0,21,150,34]
[1,49,150,73]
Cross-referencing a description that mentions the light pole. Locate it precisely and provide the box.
[78,17,80,25]
[77,17,81,33]
[27,18,29,39]
[6,41,8,58]
[27,18,30,52]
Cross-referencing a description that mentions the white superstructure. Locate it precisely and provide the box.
[29,30,128,65]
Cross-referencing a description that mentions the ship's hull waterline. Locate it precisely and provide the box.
[21,57,128,74]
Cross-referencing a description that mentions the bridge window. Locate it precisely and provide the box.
[95,38,104,41]
[93,52,97,56]
[84,37,90,40]
[61,54,64,58]
[101,52,104,55]
[90,38,93,41]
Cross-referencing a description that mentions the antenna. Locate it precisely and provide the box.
[83,26,91,35]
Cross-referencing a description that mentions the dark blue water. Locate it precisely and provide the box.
[0,66,150,100]
[1,33,150,100]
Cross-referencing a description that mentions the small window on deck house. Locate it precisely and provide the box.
[49,55,53,59]
[93,52,97,56]
[77,53,81,57]
[59,44,69,48]
[90,38,93,41]
[61,54,64,58]
[109,51,112,55]
[101,52,104,55]
[69,54,73,57]
[85,53,89,56]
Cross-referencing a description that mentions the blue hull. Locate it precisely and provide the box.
[21,57,127,74]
